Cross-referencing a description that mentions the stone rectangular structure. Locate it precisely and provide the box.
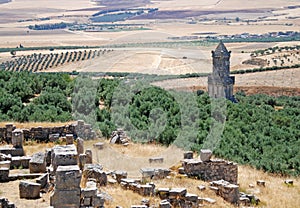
[182,159,238,184]
[51,144,78,171]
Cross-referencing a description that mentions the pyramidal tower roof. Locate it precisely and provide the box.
[213,41,230,56]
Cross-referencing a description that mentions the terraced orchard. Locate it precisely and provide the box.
[0,49,113,72]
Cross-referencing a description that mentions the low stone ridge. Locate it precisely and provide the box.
[182,158,238,184]
[140,167,171,181]
[82,164,107,186]
[209,179,239,205]
[0,120,96,143]
[110,128,129,145]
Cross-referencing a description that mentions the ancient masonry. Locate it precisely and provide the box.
[208,41,235,100]
[0,120,96,143]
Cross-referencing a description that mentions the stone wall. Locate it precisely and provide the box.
[182,159,238,184]
[0,120,96,143]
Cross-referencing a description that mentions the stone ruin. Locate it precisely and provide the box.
[0,120,96,143]
[110,129,129,145]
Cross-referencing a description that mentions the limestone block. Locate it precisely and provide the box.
[185,193,198,202]
[285,179,293,185]
[36,173,48,189]
[114,170,127,183]
[56,165,82,189]
[66,134,74,145]
[200,149,212,162]
[139,184,153,196]
[81,187,97,198]
[29,152,46,173]
[52,145,78,171]
[0,161,11,169]
[11,156,31,169]
[78,154,86,170]
[257,180,266,187]
[85,149,93,164]
[159,200,171,208]
[149,157,164,163]
[93,142,104,150]
[76,138,84,155]
[157,188,169,200]
[169,188,187,199]
[198,185,206,191]
[92,194,105,208]
[0,168,9,182]
[83,164,107,186]
[12,129,23,148]
[0,153,12,161]
[50,188,80,208]
[19,181,41,199]
[183,151,193,159]
[45,148,52,166]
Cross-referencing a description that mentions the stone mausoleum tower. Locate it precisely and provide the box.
[208,41,235,100]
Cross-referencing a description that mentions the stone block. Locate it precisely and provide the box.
[29,152,46,173]
[76,138,84,155]
[92,194,105,207]
[0,153,12,161]
[12,129,23,148]
[52,145,78,171]
[184,151,193,159]
[114,170,127,183]
[36,173,48,188]
[157,188,169,200]
[285,179,293,185]
[159,200,171,208]
[185,193,198,202]
[11,156,31,169]
[0,168,9,182]
[139,184,153,196]
[78,154,86,170]
[257,180,266,187]
[149,157,164,163]
[93,142,104,150]
[81,187,97,198]
[83,197,92,206]
[19,181,41,199]
[198,185,206,191]
[50,189,80,208]
[0,161,11,169]
[85,149,93,164]
[83,164,107,186]
[0,147,24,157]
[200,149,212,162]
[56,165,81,189]
[169,188,187,199]
[66,134,74,145]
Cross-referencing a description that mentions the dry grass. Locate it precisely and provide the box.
[0,139,300,207]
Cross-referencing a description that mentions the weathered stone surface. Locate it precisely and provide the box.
[149,157,164,163]
[182,158,238,184]
[185,193,198,202]
[198,185,206,191]
[45,148,52,166]
[51,145,78,171]
[50,188,81,208]
[157,188,169,200]
[159,200,171,208]
[139,184,154,196]
[285,179,293,185]
[202,197,216,204]
[35,173,48,189]
[169,188,187,199]
[0,160,11,169]
[29,152,46,173]
[11,156,31,169]
[12,129,23,148]
[200,149,212,162]
[81,187,97,198]
[140,168,170,180]
[19,181,41,199]
[76,137,84,155]
[0,167,9,182]
[82,164,107,186]
[257,180,266,187]
[114,170,127,183]
[92,194,105,207]
[93,142,104,150]
[0,197,16,208]
[0,153,12,161]
[210,180,239,205]
[66,134,74,145]
[85,149,93,164]
[0,147,24,157]
[78,154,86,170]
[56,165,82,189]
[184,151,193,159]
